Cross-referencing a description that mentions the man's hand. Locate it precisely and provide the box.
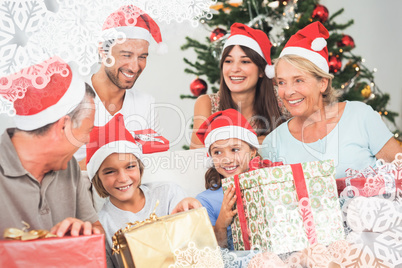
[50,218,103,237]
[171,197,201,214]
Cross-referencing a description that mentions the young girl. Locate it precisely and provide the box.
[191,23,285,149]
[86,113,200,267]
[195,108,260,249]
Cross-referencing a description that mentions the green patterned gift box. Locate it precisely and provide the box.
[222,159,344,254]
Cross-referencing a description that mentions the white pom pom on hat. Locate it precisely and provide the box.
[265,65,275,79]
[311,37,327,51]
[156,42,168,55]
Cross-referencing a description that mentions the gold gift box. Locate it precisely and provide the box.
[113,207,223,268]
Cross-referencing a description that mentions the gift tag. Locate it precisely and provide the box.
[135,134,165,144]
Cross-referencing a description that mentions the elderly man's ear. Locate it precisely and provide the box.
[51,115,71,139]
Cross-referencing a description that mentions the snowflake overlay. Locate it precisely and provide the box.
[169,242,224,268]
[0,95,14,116]
[0,0,215,115]
[143,0,215,27]
[0,56,70,115]
[0,0,47,76]
[338,155,402,267]
[343,197,402,267]
[170,243,273,268]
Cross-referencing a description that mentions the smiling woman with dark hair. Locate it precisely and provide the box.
[190,23,285,149]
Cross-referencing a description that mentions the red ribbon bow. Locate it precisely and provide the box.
[248,156,283,171]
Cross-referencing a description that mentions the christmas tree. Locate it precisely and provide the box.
[180,0,402,148]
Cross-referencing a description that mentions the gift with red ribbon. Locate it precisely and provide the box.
[131,129,169,154]
[222,159,344,254]
[336,162,399,198]
[0,234,106,268]
[248,156,283,171]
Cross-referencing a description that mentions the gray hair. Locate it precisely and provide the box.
[68,83,96,128]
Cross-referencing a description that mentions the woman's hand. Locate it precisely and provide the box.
[214,185,237,248]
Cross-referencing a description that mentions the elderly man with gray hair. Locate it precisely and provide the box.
[0,56,104,237]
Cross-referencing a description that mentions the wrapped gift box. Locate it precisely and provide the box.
[0,234,106,268]
[336,164,397,198]
[336,176,387,197]
[222,160,345,255]
[132,129,169,154]
[113,207,223,268]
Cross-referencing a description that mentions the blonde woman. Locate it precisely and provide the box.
[261,22,401,178]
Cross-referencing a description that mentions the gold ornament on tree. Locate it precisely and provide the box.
[361,85,371,99]
[210,0,242,12]
[394,133,402,147]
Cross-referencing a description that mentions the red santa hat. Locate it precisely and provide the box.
[196,109,259,150]
[9,56,86,131]
[101,5,167,54]
[279,21,330,73]
[86,113,142,180]
[222,23,274,79]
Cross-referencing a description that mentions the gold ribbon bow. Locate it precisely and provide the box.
[3,221,57,241]
[112,200,160,255]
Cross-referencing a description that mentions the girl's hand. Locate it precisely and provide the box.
[215,185,237,230]
[214,185,238,248]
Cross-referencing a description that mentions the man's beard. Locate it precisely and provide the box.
[105,67,137,90]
